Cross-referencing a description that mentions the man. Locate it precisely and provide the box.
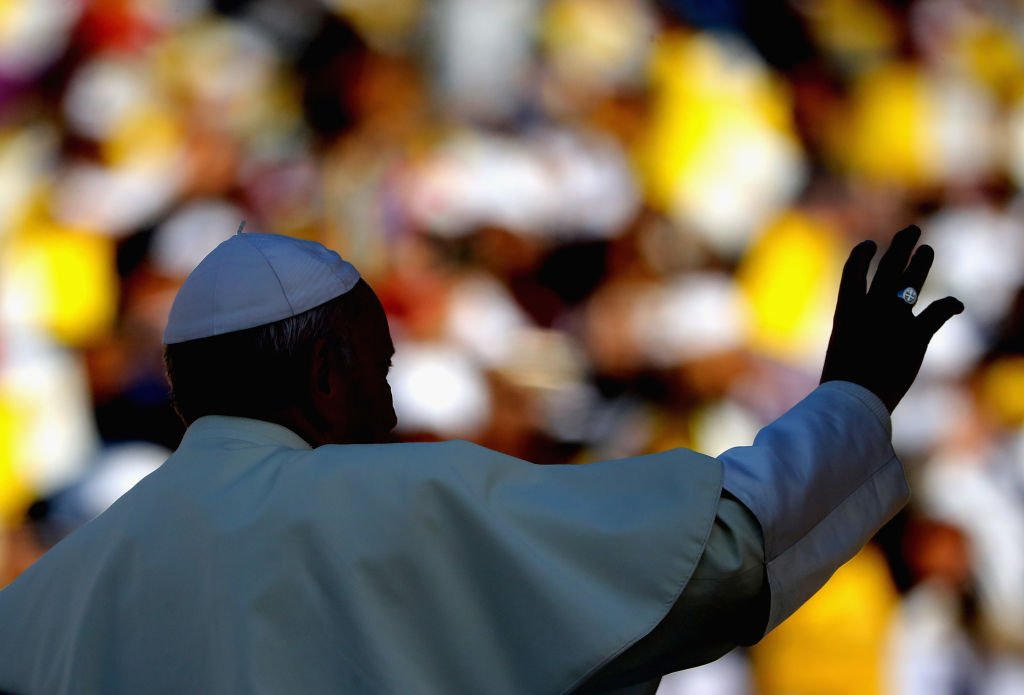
[0,226,962,694]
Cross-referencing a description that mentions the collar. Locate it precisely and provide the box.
[180,415,314,451]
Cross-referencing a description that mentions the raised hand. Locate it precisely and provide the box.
[820,225,965,413]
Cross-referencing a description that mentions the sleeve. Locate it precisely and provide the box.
[719,380,908,634]
[575,381,906,693]
[573,492,768,694]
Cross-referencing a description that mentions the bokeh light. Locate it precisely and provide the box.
[2,1,1024,692]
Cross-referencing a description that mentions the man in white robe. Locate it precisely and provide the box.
[0,226,963,694]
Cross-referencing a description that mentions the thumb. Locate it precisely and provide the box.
[917,297,965,339]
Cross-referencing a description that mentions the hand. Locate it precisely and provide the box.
[820,225,965,413]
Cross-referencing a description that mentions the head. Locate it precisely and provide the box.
[164,279,396,446]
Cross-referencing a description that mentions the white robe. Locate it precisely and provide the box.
[0,381,906,694]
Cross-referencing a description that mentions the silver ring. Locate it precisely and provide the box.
[899,287,918,305]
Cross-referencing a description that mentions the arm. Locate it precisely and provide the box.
[719,380,901,634]
[578,226,964,692]
[728,224,963,633]
[579,381,895,693]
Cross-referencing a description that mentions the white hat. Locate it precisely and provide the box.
[163,232,361,344]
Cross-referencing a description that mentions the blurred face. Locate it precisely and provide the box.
[325,285,397,444]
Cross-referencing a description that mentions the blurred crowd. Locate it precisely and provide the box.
[1,0,1023,692]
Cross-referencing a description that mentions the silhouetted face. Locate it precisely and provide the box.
[323,283,397,444]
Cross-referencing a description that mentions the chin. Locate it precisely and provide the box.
[360,416,397,445]
[375,421,398,444]
[381,409,398,436]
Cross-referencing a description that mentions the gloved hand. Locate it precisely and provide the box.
[820,225,965,413]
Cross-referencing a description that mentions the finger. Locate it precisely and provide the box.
[869,225,921,299]
[898,244,934,306]
[837,240,877,310]
[917,296,965,338]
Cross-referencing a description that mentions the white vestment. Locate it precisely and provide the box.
[0,382,906,694]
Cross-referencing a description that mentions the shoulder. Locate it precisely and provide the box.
[291,440,528,508]
[305,439,524,473]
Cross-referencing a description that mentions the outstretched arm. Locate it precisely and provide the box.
[577,227,963,693]
[718,225,963,635]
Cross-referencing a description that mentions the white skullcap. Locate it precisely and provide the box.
[163,232,361,344]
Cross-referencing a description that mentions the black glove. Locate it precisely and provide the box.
[820,225,965,413]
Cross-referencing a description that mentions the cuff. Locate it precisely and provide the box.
[763,453,906,632]
[818,380,892,436]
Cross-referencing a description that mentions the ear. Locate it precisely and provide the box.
[311,337,333,397]
[278,337,339,447]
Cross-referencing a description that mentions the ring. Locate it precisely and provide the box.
[898,287,918,305]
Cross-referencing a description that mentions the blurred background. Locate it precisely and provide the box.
[0,0,1023,692]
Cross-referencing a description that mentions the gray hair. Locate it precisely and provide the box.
[253,300,349,363]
